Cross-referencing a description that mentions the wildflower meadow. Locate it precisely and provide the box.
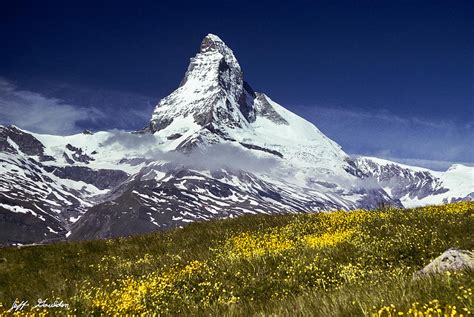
[0,202,472,316]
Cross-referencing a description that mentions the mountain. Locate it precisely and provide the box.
[354,157,474,207]
[1,34,472,246]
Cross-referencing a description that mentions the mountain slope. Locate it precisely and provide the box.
[0,34,472,245]
[354,156,474,207]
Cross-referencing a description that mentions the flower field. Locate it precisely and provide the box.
[0,202,473,316]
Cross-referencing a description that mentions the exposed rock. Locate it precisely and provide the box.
[0,125,54,161]
[167,133,183,140]
[254,93,288,125]
[43,165,129,190]
[414,248,474,278]
[238,81,257,123]
[344,158,367,178]
[66,143,80,152]
[355,157,449,200]
[443,193,474,204]
[63,152,75,164]
[239,142,284,158]
[118,157,149,166]
[65,144,95,164]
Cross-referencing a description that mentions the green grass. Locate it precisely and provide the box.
[0,202,473,316]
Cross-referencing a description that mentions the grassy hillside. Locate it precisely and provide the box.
[0,202,473,316]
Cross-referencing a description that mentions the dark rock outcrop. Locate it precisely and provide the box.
[0,125,54,161]
[65,144,95,164]
[43,166,129,190]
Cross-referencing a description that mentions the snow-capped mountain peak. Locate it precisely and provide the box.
[147,34,353,180]
[149,34,251,135]
[183,33,242,89]
[1,33,472,246]
[199,33,238,62]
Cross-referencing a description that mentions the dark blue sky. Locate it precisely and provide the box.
[1,0,473,169]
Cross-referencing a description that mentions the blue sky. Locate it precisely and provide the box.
[0,0,472,170]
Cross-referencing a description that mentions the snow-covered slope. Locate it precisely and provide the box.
[1,34,472,245]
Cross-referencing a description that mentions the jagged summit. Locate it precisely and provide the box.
[147,34,350,167]
[180,33,242,88]
[147,33,345,164]
[149,34,254,137]
[199,34,231,54]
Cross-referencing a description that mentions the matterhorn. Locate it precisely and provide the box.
[0,34,472,245]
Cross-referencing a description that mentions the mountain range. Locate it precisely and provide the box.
[1,34,472,246]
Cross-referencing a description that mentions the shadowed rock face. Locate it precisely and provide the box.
[42,166,129,190]
[414,249,474,278]
[0,196,67,245]
[254,93,288,125]
[238,81,257,123]
[65,144,95,164]
[0,125,54,161]
[239,142,284,158]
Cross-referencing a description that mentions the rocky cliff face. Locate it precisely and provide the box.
[354,157,473,207]
[1,34,472,245]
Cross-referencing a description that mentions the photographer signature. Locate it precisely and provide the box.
[8,299,69,312]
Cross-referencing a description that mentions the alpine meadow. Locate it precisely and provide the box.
[0,202,473,315]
